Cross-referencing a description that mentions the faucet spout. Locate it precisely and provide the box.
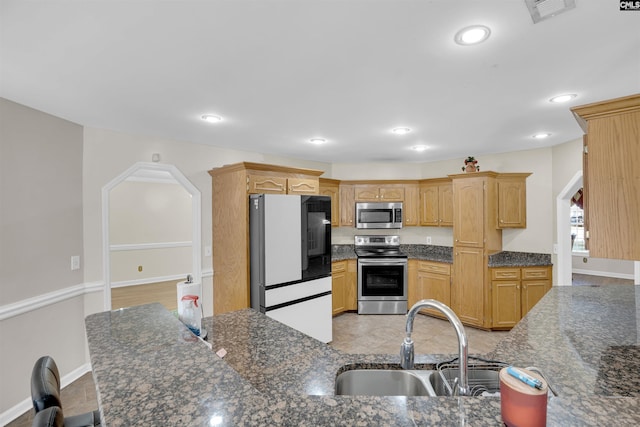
[399,299,469,396]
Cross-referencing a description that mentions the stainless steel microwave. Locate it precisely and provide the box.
[355,202,403,229]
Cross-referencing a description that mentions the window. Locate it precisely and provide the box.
[571,189,586,252]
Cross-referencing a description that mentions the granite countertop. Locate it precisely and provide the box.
[331,244,551,267]
[85,286,640,426]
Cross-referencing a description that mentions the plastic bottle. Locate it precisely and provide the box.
[180,295,201,336]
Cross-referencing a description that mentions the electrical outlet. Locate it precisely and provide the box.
[426,236,432,244]
[71,255,80,271]
[553,244,558,254]
[204,246,212,257]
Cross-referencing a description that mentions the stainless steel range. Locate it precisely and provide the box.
[355,235,408,314]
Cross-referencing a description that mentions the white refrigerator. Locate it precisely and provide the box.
[249,194,332,343]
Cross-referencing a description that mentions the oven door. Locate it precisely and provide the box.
[357,258,407,301]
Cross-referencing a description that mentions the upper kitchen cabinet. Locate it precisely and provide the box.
[247,169,320,194]
[419,178,453,227]
[496,173,531,228]
[354,183,405,201]
[403,182,420,226]
[339,184,355,227]
[451,172,502,250]
[319,178,340,227]
[209,162,325,314]
[571,93,640,260]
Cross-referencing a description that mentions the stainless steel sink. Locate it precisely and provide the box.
[335,369,434,397]
[428,368,500,396]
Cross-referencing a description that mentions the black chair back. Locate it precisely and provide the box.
[31,356,62,413]
[32,406,64,427]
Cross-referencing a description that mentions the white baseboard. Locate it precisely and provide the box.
[0,363,92,426]
[572,269,634,280]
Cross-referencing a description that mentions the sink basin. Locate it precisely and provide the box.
[335,369,433,397]
[428,368,501,396]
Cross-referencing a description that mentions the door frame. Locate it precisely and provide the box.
[101,162,201,310]
[556,171,582,286]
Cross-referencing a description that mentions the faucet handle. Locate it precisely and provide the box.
[400,337,414,370]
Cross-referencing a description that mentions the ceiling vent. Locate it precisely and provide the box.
[524,0,576,23]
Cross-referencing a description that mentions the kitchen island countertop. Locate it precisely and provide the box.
[85,285,639,426]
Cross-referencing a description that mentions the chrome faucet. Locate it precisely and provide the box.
[400,299,469,396]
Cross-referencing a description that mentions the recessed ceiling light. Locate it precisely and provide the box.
[533,132,551,139]
[454,25,491,45]
[411,145,429,152]
[309,138,327,145]
[392,127,411,135]
[549,94,577,103]
[201,114,222,123]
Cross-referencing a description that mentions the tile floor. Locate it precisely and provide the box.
[7,273,631,426]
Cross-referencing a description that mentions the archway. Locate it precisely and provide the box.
[556,171,582,286]
[101,162,201,310]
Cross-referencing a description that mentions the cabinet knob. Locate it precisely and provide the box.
[500,219,504,223]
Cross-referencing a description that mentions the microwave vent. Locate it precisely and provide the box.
[524,0,576,23]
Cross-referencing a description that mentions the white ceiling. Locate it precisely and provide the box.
[1,1,639,164]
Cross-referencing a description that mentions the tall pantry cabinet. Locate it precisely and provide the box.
[450,172,502,329]
[208,162,323,314]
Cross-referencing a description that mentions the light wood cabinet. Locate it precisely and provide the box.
[319,178,340,227]
[403,183,420,226]
[453,246,487,328]
[209,162,324,314]
[415,260,451,318]
[450,172,502,330]
[339,184,355,227]
[491,266,551,329]
[332,261,347,315]
[419,179,453,227]
[247,173,319,195]
[571,93,640,260]
[354,184,405,201]
[497,174,531,228]
[332,259,357,315]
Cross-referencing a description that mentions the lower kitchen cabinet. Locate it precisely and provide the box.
[416,261,451,318]
[332,260,357,315]
[491,266,552,329]
[453,247,487,328]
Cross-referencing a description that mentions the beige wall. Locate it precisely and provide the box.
[0,98,85,415]
[109,181,192,284]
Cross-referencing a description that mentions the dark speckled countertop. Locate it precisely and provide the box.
[332,244,551,267]
[86,286,639,426]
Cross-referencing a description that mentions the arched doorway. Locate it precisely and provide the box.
[101,162,201,310]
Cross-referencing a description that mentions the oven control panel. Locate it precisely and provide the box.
[355,235,400,247]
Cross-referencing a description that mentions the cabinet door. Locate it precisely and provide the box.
[354,185,379,201]
[288,178,319,195]
[497,178,526,228]
[420,184,439,226]
[247,174,287,194]
[439,183,454,227]
[453,247,485,327]
[521,280,551,317]
[585,109,640,260]
[346,259,358,310]
[379,186,404,201]
[339,185,355,226]
[320,183,339,227]
[453,179,484,247]
[491,280,521,329]
[403,184,419,226]
[332,261,347,315]
[418,270,451,318]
